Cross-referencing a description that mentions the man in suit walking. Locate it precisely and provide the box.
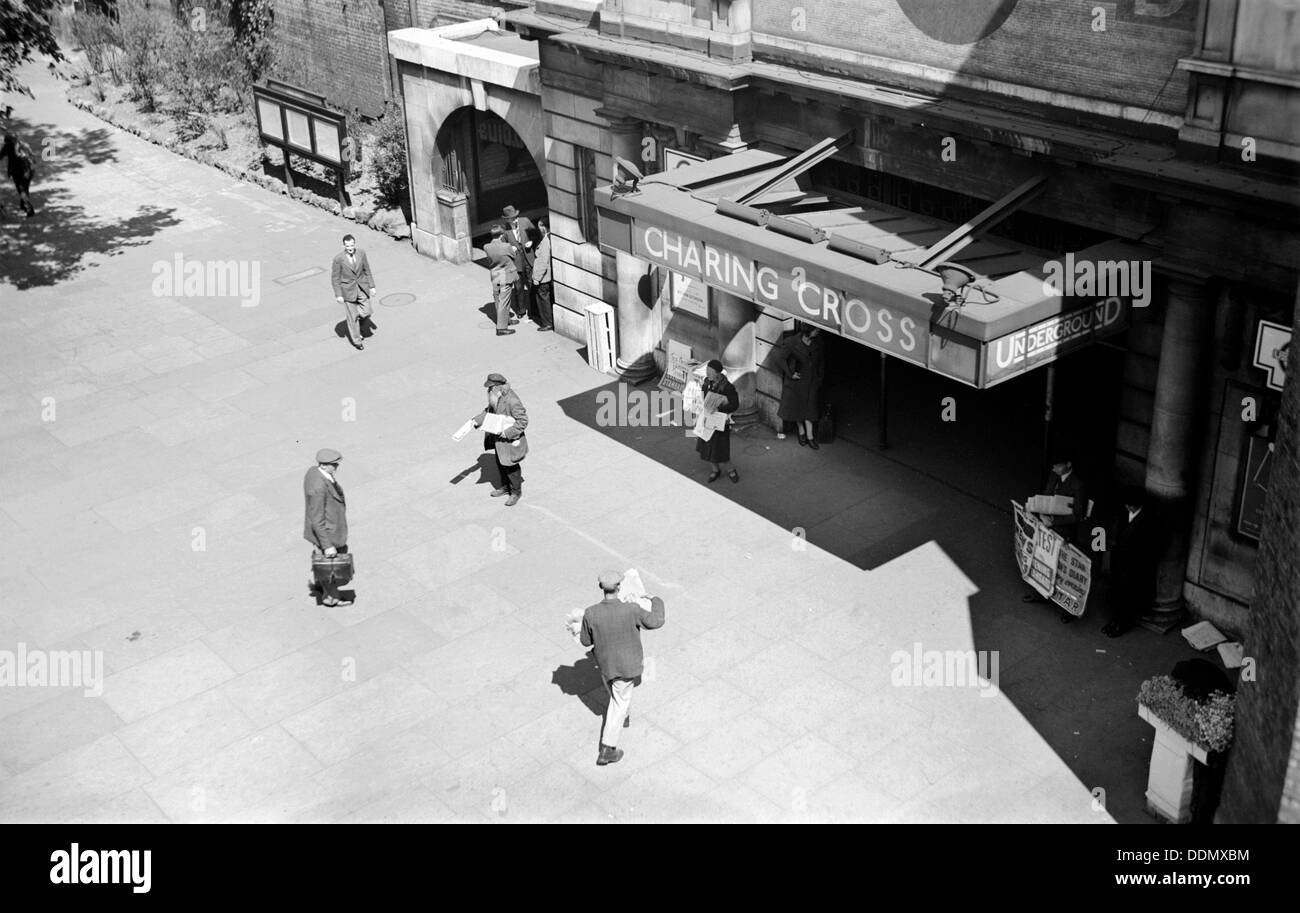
[1102,487,1158,638]
[331,234,378,350]
[304,448,350,607]
[502,205,536,321]
[474,373,529,505]
[484,225,518,336]
[578,570,666,766]
[531,218,554,332]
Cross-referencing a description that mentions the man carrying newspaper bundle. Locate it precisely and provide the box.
[565,569,666,766]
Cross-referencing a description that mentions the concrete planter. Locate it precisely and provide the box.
[1138,703,1209,823]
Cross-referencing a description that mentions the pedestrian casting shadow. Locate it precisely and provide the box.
[331,320,374,340]
[449,453,501,489]
[0,115,181,289]
[551,653,606,717]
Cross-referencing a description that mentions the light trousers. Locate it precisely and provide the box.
[602,678,634,748]
[343,295,372,345]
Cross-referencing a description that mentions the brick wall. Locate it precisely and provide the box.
[412,0,529,27]
[1218,286,1300,823]
[272,0,391,117]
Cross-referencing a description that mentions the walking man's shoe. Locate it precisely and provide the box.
[623,715,631,728]
[352,341,364,350]
[490,487,509,497]
[596,745,624,766]
[496,328,515,336]
[505,493,520,506]
[322,595,340,607]
[537,325,553,332]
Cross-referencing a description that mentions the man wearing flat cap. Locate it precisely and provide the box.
[483,224,518,336]
[474,373,529,506]
[502,205,536,322]
[579,570,666,766]
[304,448,349,606]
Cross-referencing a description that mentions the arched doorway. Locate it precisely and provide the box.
[435,108,548,243]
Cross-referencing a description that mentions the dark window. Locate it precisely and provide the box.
[576,145,600,244]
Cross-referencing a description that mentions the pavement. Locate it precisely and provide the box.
[0,61,1202,823]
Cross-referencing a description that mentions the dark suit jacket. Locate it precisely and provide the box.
[331,250,375,301]
[580,595,666,681]
[484,238,518,287]
[477,388,529,465]
[1109,506,1157,614]
[1044,471,1087,544]
[506,217,536,275]
[303,467,348,550]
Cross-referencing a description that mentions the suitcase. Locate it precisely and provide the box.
[312,551,354,587]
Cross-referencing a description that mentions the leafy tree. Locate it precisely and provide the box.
[1,0,66,96]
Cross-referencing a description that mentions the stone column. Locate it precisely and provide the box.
[715,289,758,426]
[1143,271,1214,631]
[603,113,658,382]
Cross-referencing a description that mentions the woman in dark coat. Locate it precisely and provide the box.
[778,327,824,448]
[696,359,740,483]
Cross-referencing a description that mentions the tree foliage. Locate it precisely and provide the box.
[1,0,66,96]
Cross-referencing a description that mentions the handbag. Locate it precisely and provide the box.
[312,551,354,587]
[817,403,835,444]
[497,433,529,465]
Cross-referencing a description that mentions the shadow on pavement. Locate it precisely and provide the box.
[556,377,1201,823]
[0,114,181,289]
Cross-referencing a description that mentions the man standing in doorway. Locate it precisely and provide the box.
[1102,487,1158,638]
[484,225,518,336]
[531,218,554,332]
[331,234,378,350]
[1022,453,1087,623]
[304,448,350,607]
[579,570,666,766]
[502,205,535,321]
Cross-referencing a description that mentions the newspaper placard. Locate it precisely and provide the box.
[1012,500,1092,615]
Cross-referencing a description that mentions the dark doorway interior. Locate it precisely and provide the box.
[435,108,548,244]
[818,333,1124,511]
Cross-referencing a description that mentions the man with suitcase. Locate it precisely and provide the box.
[304,448,351,606]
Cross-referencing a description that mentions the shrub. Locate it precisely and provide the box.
[70,8,120,76]
[1138,675,1236,754]
[369,103,409,209]
[116,0,164,111]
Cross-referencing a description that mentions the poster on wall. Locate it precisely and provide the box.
[1236,434,1273,540]
[1012,501,1092,616]
[671,270,709,319]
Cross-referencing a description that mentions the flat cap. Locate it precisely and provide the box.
[315,448,342,464]
[598,570,623,591]
[484,373,508,387]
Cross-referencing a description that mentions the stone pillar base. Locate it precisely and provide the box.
[615,353,658,385]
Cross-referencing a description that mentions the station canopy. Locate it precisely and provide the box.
[595,139,1154,388]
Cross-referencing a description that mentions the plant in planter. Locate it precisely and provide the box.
[1136,674,1235,823]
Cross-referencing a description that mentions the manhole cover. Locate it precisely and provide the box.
[380,292,416,308]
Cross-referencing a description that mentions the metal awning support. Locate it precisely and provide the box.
[915,175,1048,269]
[732,131,856,206]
